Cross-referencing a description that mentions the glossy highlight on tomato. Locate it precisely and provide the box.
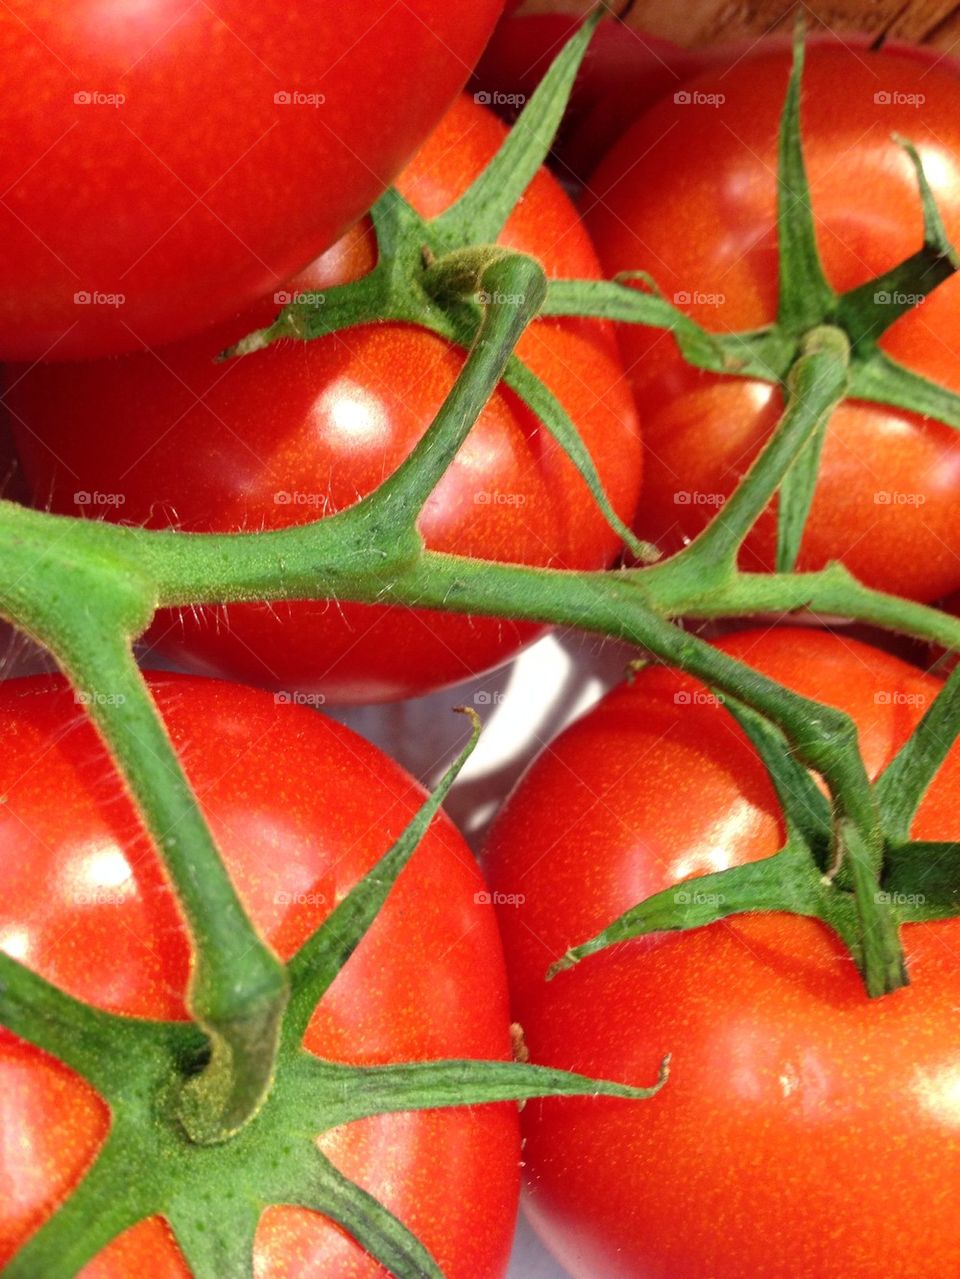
[585,46,960,602]
[0,0,504,359]
[0,673,519,1276]
[7,95,643,704]
[485,627,960,1279]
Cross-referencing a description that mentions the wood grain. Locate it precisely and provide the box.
[516,1,960,49]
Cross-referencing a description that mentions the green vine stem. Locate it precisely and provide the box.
[0,517,288,1144]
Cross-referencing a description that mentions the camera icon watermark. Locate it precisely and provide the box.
[674,89,725,107]
[674,690,725,707]
[674,490,725,507]
[274,90,326,107]
[874,690,927,707]
[874,90,925,107]
[74,90,125,108]
[474,890,526,907]
[74,290,125,308]
[473,690,506,706]
[474,90,526,108]
[74,490,126,508]
[75,691,127,707]
[673,289,725,306]
[274,289,326,306]
[275,890,327,905]
[274,691,327,707]
[675,888,726,906]
[874,490,926,507]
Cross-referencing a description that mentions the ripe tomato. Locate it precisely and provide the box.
[0,0,504,360]
[584,47,960,603]
[8,95,642,704]
[485,627,960,1279]
[0,673,519,1276]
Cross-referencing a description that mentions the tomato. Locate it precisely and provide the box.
[7,95,643,704]
[0,1,504,360]
[0,673,519,1276]
[584,47,960,603]
[484,627,960,1279]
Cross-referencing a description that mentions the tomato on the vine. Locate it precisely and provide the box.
[7,94,642,704]
[0,673,519,1276]
[485,627,960,1279]
[584,47,960,603]
[0,0,504,360]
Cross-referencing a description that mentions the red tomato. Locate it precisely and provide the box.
[584,47,960,603]
[8,95,643,704]
[0,1,504,360]
[484,627,960,1278]
[0,673,519,1276]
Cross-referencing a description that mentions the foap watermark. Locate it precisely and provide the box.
[274,90,326,107]
[75,691,127,708]
[674,690,725,707]
[674,89,725,107]
[473,690,507,706]
[674,490,725,507]
[874,289,925,306]
[675,888,726,906]
[474,90,526,108]
[274,691,327,708]
[874,90,925,107]
[74,291,125,308]
[674,289,725,307]
[74,490,126,508]
[874,690,928,708]
[474,890,526,907]
[73,888,129,907]
[475,489,527,507]
[74,90,125,108]
[274,890,327,906]
[875,890,926,907]
[274,289,326,306]
[275,490,325,508]
[875,490,926,507]
[475,289,526,306]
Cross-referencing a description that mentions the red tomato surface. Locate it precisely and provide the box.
[0,674,519,1276]
[485,627,960,1278]
[584,47,960,603]
[0,1,504,360]
[7,95,643,704]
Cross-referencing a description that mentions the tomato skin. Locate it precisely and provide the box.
[0,673,519,1277]
[584,46,960,603]
[0,0,504,360]
[8,94,642,704]
[485,627,960,1279]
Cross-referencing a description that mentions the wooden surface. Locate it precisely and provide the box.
[518,1,960,48]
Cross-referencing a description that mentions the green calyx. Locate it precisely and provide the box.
[550,666,960,999]
[2,713,668,1277]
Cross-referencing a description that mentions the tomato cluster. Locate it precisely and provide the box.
[2,7,960,1279]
